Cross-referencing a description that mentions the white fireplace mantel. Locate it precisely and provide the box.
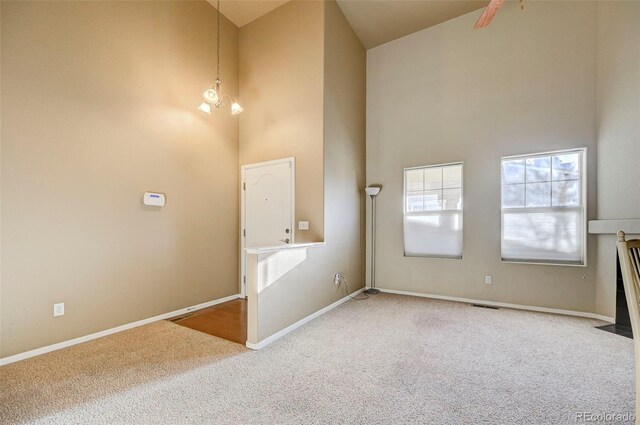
[588,219,640,235]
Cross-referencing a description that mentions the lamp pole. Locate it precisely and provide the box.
[365,187,381,295]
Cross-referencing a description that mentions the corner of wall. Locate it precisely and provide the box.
[593,1,640,318]
[239,0,366,341]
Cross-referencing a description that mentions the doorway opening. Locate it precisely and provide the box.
[169,157,296,347]
[170,298,247,345]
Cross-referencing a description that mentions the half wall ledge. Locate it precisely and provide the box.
[588,219,640,235]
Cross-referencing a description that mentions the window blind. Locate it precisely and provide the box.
[404,163,463,258]
[501,150,586,265]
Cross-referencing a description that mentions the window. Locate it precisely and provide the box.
[404,163,463,258]
[501,149,586,265]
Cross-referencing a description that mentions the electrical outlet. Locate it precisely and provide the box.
[53,303,65,317]
[334,273,343,286]
[485,275,492,285]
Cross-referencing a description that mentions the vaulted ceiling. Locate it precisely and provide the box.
[336,1,486,48]
[210,0,487,49]
[209,1,289,28]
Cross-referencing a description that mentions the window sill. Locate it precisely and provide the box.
[501,259,586,268]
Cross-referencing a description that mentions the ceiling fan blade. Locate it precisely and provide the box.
[474,0,506,29]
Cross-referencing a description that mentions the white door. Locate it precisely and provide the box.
[241,158,295,296]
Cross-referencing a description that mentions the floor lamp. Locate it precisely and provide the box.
[365,186,381,295]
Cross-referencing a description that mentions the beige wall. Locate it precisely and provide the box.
[239,0,325,243]
[594,2,640,317]
[240,0,366,340]
[0,1,240,358]
[367,2,599,313]
[0,2,3,357]
[323,0,366,298]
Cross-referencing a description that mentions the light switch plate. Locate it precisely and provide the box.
[298,221,309,230]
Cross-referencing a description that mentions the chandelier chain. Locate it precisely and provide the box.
[216,0,220,83]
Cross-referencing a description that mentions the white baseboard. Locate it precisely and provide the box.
[376,288,615,323]
[0,293,242,366]
[246,288,365,350]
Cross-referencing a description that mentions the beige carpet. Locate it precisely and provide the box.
[0,294,635,424]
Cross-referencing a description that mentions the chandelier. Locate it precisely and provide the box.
[199,0,243,116]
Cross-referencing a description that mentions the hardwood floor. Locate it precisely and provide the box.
[170,298,247,345]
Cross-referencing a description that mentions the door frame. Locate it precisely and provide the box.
[240,157,296,298]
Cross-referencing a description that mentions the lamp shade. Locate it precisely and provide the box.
[202,88,219,104]
[231,102,244,115]
[198,102,212,114]
[365,187,381,197]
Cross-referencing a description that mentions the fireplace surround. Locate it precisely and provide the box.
[595,251,633,338]
[589,219,640,339]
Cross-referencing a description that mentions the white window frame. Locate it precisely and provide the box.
[403,161,464,259]
[500,148,587,267]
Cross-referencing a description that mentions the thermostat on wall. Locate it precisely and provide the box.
[143,192,166,207]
